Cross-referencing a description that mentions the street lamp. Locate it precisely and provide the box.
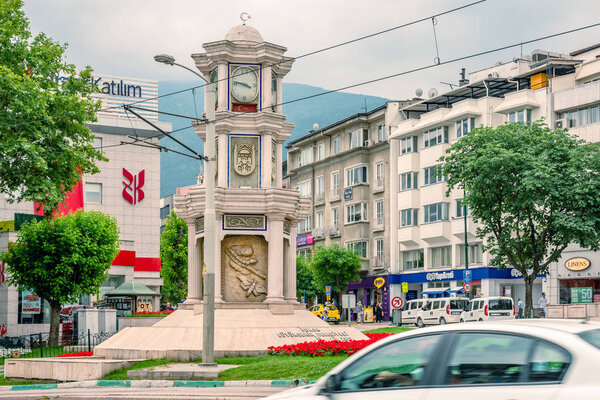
[155,53,217,366]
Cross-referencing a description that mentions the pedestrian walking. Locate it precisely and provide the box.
[517,298,524,319]
[538,292,548,318]
[355,301,364,324]
[321,305,329,322]
[374,302,382,323]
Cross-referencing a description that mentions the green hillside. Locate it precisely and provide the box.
[158,81,389,197]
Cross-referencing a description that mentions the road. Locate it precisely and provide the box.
[0,386,286,400]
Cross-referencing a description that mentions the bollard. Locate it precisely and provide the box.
[39,332,43,358]
[88,329,92,353]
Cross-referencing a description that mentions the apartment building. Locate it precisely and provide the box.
[287,102,413,318]
[389,51,582,307]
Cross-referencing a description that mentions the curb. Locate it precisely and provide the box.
[0,379,308,391]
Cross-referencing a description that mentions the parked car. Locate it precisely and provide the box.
[460,296,515,322]
[400,299,426,326]
[416,297,470,327]
[265,319,600,400]
[309,304,340,324]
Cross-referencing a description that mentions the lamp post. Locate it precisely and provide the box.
[155,54,217,366]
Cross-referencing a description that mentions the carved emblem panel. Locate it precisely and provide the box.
[221,235,268,302]
[229,135,260,188]
[224,215,266,231]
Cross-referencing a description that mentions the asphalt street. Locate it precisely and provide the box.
[0,386,286,399]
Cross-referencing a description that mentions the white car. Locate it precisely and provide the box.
[265,320,600,400]
[460,296,515,322]
[400,299,426,326]
[416,297,469,327]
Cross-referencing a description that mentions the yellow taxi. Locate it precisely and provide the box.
[309,304,340,324]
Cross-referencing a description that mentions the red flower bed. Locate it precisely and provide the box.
[268,332,393,357]
[57,351,93,357]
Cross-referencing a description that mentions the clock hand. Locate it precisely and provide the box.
[234,81,251,89]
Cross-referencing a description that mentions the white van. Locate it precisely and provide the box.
[416,297,470,327]
[400,299,426,326]
[460,296,515,322]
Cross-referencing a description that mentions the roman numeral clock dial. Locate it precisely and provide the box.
[231,66,258,104]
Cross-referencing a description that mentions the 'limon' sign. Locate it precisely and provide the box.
[565,257,590,272]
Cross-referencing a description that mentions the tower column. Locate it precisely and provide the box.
[276,142,283,188]
[266,217,285,303]
[218,134,228,187]
[214,213,223,302]
[285,222,298,301]
[263,133,273,188]
[185,223,201,303]
[217,63,228,111]
[262,66,273,111]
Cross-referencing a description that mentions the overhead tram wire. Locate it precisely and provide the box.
[0,0,487,130]
[115,20,600,153]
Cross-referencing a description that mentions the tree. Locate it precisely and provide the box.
[441,121,600,315]
[1,210,119,345]
[0,0,105,216]
[310,244,362,307]
[296,255,318,305]
[160,210,188,305]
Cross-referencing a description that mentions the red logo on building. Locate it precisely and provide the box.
[122,168,145,205]
[0,260,5,286]
[0,324,6,337]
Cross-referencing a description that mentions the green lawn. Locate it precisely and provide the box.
[0,373,56,386]
[362,326,414,334]
[102,358,185,380]
[1,345,68,366]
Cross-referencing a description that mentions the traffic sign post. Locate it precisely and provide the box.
[392,297,404,309]
[463,282,473,293]
[464,270,472,283]
[401,282,408,293]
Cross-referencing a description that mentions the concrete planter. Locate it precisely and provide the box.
[117,317,164,331]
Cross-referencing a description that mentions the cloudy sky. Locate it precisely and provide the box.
[23,0,600,100]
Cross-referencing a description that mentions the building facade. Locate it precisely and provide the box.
[0,74,170,336]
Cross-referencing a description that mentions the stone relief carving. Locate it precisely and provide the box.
[233,143,256,176]
[283,219,291,234]
[195,217,204,233]
[224,215,266,230]
[221,235,268,302]
[271,144,276,184]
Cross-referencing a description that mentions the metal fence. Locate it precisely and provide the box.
[0,330,115,359]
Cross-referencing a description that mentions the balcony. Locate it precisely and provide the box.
[315,192,325,205]
[451,216,478,240]
[398,152,420,174]
[373,177,385,193]
[330,188,340,202]
[371,256,388,272]
[313,228,325,240]
[421,221,452,244]
[554,81,600,112]
[373,216,385,232]
[328,226,341,237]
[398,226,420,246]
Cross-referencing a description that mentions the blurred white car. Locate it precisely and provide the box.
[265,319,600,400]
[460,296,515,322]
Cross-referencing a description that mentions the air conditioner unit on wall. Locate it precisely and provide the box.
[555,118,570,130]
[363,140,372,147]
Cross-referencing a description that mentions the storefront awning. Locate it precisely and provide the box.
[449,288,465,294]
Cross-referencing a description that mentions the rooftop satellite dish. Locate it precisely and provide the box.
[312,123,319,130]
[415,88,423,97]
[428,88,439,98]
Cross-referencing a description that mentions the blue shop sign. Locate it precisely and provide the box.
[388,267,544,285]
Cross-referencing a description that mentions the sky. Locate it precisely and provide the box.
[23,0,600,101]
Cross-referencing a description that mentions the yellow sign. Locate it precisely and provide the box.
[565,257,591,272]
[0,220,14,232]
[326,294,331,301]
[136,298,153,312]
[401,282,408,293]
[374,277,385,288]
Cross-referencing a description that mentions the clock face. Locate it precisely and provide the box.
[231,66,258,103]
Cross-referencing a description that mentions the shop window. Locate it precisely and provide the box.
[18,290,50,325]
[559,279,600,304]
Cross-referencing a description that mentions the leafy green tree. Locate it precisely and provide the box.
[441,122,600,315]
[310,244,362,307]
[296,255,318,305]
[1,210,120,345]
[0,0,105,215]
[160,210,188,305]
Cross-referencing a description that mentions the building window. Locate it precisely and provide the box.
[349,128,368,149]
[423,165,445,185]
[160,205,171,219]
[456,117,475,138]
[345,165,368,186]
[430,246,452,268]
[347,241,368,258]
[400,136,418,154]
[85,183,102,204]
[375,162,384,182]
[458,243,483,266]
[508,109,532,123]
[299,147,313,167]
[400,172,418,191]
[560,105,600,128]
[333,136,341,155]
[375,200,384,225]
[423,126,448,148]
[424,202,449,223]
[375,238,384,261]
[346,202,368,224]
[400,208,418,227]
[377,124,386,142]
[332,207,339,228]
[456,199,469,218]
[296,180,311,198]
[403,249,424,270]
[331,171,339,194]
[316,142,325,161]
[297,248,311,261]
[316,211,324,230]
[93,136,102,150]
[297,215,312,233]
[315,176,324,198]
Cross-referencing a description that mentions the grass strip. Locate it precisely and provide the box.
[174,381,224,387]
[101,358,183,380]
[0,374,54,387]
[361,326,414,334]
